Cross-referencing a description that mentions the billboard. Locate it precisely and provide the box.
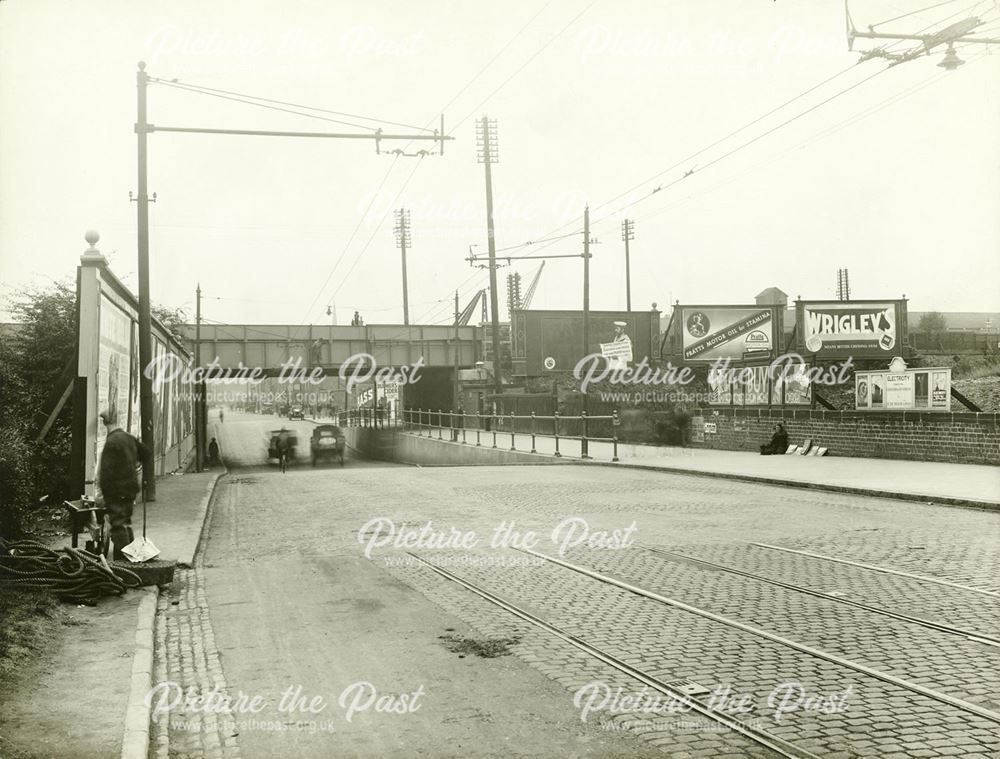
[672,305,782,363]
[796,300,907,358]
[707,364,811,407]
[513,309,660,376]
[855,367,950,411]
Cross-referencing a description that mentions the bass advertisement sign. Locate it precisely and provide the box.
[797,300,907,358]
[677,305,781,363]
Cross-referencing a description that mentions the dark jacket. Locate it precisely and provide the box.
[770,428,789,451]
[98,429,144,500]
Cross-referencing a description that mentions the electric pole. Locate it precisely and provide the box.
[454,290,460,410]
[195,284,202,472]
[583,206,591,365]
[394,209,411,325]
[477,116,502,397]
[135,62,156,500]
[621,219,634,311]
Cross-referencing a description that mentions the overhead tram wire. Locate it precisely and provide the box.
[587,63,896,232]
[149,77,431,132]
[151,79,382,131]
[324,156,428,307]
[485,62,867,260]
[484,0,994,259]
[328,1,591,329]
[294,2,562,325]
[452,0,601,130]
[869,0,964,27]
[298,154,401,326]
[631,52,991,230]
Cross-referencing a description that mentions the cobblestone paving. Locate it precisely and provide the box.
[167,417,1000,758]
[152,568,242,759]
[379,556,778,758]
[659,543,1000,637]
[559,545,1000,709]
[395,549,1000,758]
[762,531,1000,593]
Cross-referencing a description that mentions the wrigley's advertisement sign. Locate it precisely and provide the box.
[796,300,906,359]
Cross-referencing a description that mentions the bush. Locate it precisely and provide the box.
[0,283,77,539]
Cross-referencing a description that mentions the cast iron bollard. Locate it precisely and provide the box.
[510,412,516,451]
[553,410,561,457]
[530,412,537,454]
[612,410,620,462]
[581,410,591,459]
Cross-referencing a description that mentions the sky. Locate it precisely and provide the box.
[1,0,998,328]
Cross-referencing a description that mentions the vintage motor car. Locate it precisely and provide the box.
[288,406,305,420]
[310,424,345,466]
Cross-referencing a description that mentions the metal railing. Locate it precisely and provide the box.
[397,408,621,462]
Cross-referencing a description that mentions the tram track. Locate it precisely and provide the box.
[516,547,1000,726]
[406,545,1000,758]
[644,545,1000,648]
[405,551,820,759]
[750,542,1000,599]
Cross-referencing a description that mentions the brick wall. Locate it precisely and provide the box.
[690,408,1000,466]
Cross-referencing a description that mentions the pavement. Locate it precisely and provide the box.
[3,411,996,759]
[400,427,1000,508]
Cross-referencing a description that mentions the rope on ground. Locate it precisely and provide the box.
[0,539,143,606]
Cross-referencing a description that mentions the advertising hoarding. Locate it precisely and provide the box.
[796,300,907,358]
[671,305,782,363]
[855,367,950,410]
[514,309,660,376]
[709,364,810,407]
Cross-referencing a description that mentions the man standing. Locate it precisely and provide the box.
[97,409,146,560]
[607,321,633,370]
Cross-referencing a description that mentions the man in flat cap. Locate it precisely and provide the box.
[97,409,147,559]
[607,321,633,370]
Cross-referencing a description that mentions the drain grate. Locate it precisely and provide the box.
[229,477,260,485]
[662,678,711,697]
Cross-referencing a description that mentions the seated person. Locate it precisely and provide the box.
[760,423,789,455]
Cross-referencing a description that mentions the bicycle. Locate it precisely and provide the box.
[278,448,288,473]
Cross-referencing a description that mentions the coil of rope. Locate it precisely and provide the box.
[0,539,143,606]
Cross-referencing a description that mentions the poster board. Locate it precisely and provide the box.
[674,305,781,363]
[797,300,908,359]
[855,367,950,411]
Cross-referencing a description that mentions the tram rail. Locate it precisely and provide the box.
[406,551,821,759]
[644,545,1000,647]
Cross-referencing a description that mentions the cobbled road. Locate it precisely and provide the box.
[152,412,1000,759]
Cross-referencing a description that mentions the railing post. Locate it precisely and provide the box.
[475,412,481,446]
[461,411,467,444]
[450,409,456,442]
[612,410,620,462]
[437,410,443,439]
[580,410,591,460]
[509,412,516,451]
[491,410,497,449]
[553,410,561,457]
[530,412,537,454]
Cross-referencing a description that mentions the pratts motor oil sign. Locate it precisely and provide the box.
[796,300,907,358]
[677,305,781,362]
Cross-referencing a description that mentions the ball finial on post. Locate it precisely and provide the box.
[81,229,106,264]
